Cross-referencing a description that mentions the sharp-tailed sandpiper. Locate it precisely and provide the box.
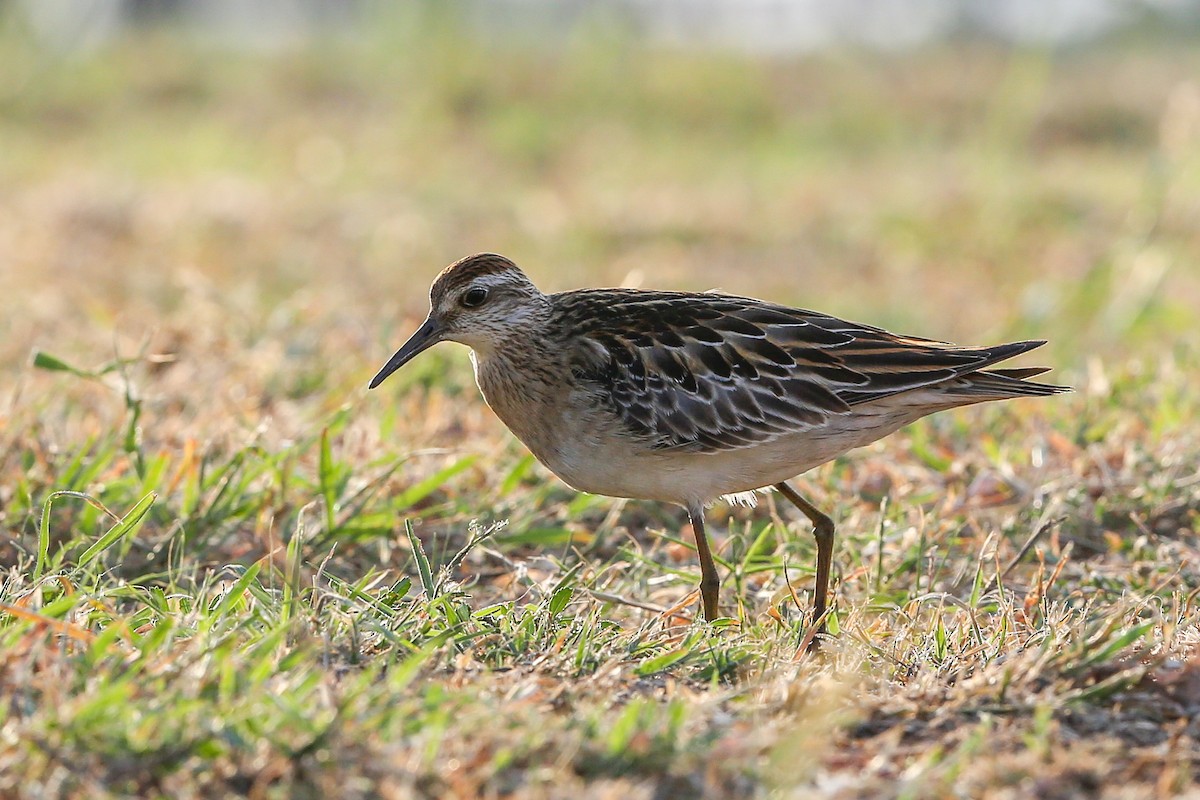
[370,253,1068,644]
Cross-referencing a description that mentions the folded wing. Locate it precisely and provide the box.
[558,290,1066,454]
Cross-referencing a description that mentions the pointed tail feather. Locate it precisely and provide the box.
[950,367,1071,399]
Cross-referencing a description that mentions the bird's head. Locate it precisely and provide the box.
[369,253,547,389]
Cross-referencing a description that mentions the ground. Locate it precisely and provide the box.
[1,9,1199,799]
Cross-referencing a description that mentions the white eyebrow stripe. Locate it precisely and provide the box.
[468,271,519,291]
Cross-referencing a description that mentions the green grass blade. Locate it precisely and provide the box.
[31,350,93,377]
[635,646,693,676]
[393,456,477,509]
[214,560,263,620]
[77,492,157,568]
[319,427,337,534]
[405,520,436,600]
[34,490,97,580]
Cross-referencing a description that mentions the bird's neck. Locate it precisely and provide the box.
[471,337,570,457]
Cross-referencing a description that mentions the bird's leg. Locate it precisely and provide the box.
[687,504,720,622]
[774,482,835,645]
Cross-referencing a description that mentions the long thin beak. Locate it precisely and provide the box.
[368,316,442,389]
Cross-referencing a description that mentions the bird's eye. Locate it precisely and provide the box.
[461,287,489,308]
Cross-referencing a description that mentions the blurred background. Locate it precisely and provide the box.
[2,0,1199,516]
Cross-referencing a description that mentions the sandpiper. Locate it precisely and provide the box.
[370,253,1067,644]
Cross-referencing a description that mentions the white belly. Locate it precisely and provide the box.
[527,400,929,506]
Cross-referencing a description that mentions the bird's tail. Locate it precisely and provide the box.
[947,366,1071,399]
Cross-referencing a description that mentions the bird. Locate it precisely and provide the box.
[369,253,1068,646]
